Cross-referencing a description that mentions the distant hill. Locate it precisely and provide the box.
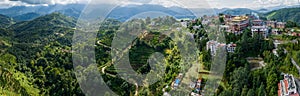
[11,13,76,43]
[0,4,84,19]
[221,8,257,15]
[108,4,196,21]
[256,8,270,13]
[2,4,297,23]
[13,12,41,21]
[0,4,197,22]
[265,7,300,24]
[0,14,14,28]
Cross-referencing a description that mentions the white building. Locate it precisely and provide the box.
[227,42,237,53]
[220,25,230,32]
[278,74,299,96]
[251,25,269,38]
[206,41,226,56]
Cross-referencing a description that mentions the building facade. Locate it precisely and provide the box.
[278,74,299,96]
[229,16,249,34]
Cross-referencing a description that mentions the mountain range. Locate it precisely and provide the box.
[264,7,300,24]
[0,13,76,44]
[0,4,300,24]
[0,14,14,28]
[0,4,266,22]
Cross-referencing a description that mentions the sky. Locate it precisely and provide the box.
[0,0,299,9]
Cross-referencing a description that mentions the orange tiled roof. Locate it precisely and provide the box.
[284,80,289,94]
[290,93,300,96]
[278,82,282,96]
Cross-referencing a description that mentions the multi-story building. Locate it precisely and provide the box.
[266,20,286,29]
[266,20,277,28]
[251,25,269,38]
[221,15,286,37]
[272,29,282,35]
[207,41,236,55]
[228,16,249,34]
[252,19,264,26]
[278,74,299,96]
[227,42,237,53]
[206,41,226,56]
[277,22,286,29]
[251,19,270,38]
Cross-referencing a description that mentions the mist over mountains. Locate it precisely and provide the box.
[0,3,299,22]
[0,4,258,22]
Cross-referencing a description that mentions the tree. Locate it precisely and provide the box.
[241,85,248,96]
[266,67,279,96]
[36,57,48,68]
[257,84,266,96]
[230,67,249,95]
[286,21,298,28]
[246,89,255,96]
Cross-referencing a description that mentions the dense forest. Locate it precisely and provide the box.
[0,12,190,96]
[265,7,300,24]
[1,7,300,95]
[0,13,83,95]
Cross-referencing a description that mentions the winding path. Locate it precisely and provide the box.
[273,39,300,75]
[97,41,139,95]
[291,58,300,75]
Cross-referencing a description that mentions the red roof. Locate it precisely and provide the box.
[284,80,288,94]
[278,83,282,96]
[290,93,300,96]
[231,44,237,47]
[278,90,281,96]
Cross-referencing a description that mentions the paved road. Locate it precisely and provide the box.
[294,78,300,93]
[291,58,300,75]
[97,40,112,49]
[273,40,300,74]
[134,82,138,96]
[97,41,140,95]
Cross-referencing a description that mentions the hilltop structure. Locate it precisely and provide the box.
[220,14,286,38]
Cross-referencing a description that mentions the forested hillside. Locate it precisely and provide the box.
[265,7,300,24]
[0,12,184,96]
[0,14,14,28]
[0,13,84,95]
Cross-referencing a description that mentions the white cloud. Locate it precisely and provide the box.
[9,0,85,4]
[0,0,89,8]
[0,0,26,8]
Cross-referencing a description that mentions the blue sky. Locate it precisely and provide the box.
[0,0,299,9]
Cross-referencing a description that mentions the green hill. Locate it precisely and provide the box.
[0,14,14,28]
[13,12,41,21]
[0,13,84,95]
[221,8,257,15]
[11,12,76,43]
[265,7,300,24]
